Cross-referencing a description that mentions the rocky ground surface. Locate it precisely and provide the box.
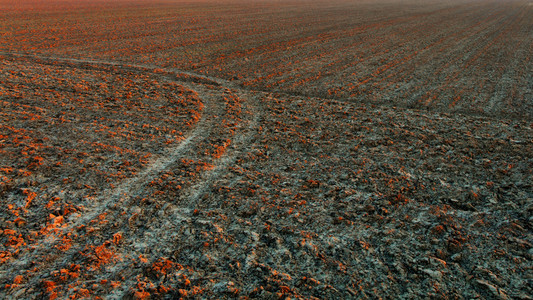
[0,54,532,299]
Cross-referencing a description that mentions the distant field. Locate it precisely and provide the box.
[1,0,531,118]
[0,0,532,299]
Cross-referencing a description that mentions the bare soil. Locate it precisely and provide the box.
[0,0,532,299]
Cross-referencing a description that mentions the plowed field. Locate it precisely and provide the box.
[1,0,531,299]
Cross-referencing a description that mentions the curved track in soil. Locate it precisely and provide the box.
[0,52,265,297]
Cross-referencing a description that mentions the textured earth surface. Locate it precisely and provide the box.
[1,0,532,299]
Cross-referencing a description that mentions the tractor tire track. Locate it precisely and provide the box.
[106,88,263,299]
[0,52,264,298]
